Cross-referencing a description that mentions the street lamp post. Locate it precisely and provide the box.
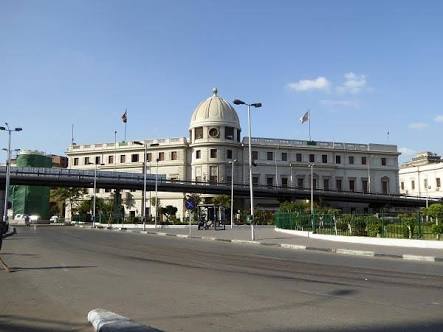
[0,123,22,223]
[233,99,262,241]
[92,163,104,228]
[309,163,314,230]
[134,141,148,231]
[229,160,237,229]
[155,158,159,228]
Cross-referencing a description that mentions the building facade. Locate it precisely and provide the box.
[399,152,443,198]
[66,89,400,219]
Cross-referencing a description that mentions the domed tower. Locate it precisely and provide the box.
[189,88,242,185]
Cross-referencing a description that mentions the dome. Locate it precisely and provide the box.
[189,88,240,129]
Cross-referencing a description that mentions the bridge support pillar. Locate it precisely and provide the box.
[0,189,4,221]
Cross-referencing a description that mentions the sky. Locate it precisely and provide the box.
[1,0,443,163]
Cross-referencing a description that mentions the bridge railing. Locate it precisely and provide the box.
[1,166,440,203]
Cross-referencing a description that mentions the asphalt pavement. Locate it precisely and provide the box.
[1,226,443,331]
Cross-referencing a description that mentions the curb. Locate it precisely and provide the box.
[79,225,443,264]
[88,308,161,332]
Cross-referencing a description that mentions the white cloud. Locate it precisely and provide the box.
[434,115,443,123]
[336,72,367,94]
[287,76,330,92]
[320,99,360,109]
[399,147,417,156]
[408,122,428,129]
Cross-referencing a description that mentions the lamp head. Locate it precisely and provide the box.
[233,99,246,105]
[251,103,262,108]
[15,128,22,132]
[133,141,144,146]
[0,127,5,131]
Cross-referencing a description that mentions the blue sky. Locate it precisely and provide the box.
[1,0,443,163]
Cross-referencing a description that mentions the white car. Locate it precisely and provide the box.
[14,214,30,225]
[50,215,59,223]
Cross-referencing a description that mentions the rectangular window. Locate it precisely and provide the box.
[361,156,367,165]
[195,127,203,139]
[171,151,177,160]
[226,176,232,184]
[252,176,259,185]
[411,180,415,190]
[237,130,241,142]
[73,158,79,166]
[267,152,273,161]
[296,153,302,162]
[349,179,355,192]
[209,165,217,183]
[120,155,125,163]
[401,182,405,190]
[323,178,329,191]
[95,156,100,164]
[108,155,114,164]
[196,150,201,159]
[252,151,258,161]
[309,154,315,163]
[312,178,317,189]
[349,156,354,165]
[147,153,152,162]
[322,154,327,164]
[281,152,288,161]
[227,149,233,159]
[225,127,234,140]
[210,149,217,158]
[105,188,111,193]
[297,178,304,189]
[266,176,274,187]
[158,152,165,161]
[362,179,368,193]
[336,179,342,192]
[381,157,387,166]
[335,155,341,164]
[84,157,90,165]
[437,178,441,188]
[281,177,288,188]
[131,154,139,162]
[424,178,428,189]
[382,180,389,194]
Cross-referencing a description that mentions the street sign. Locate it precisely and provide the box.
[185,199,196,210]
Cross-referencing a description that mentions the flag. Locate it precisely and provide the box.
[121,110,127,123]
[300,111,309,124]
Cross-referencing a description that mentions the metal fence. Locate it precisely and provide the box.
[274,212,441,240]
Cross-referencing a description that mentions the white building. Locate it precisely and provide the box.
[399,152,443,198]
[66,88,400,219]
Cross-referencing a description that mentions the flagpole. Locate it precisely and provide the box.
[308,110,311,141]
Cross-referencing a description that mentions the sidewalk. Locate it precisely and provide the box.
[90,225,443,263]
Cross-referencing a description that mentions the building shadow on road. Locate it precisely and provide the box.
[0,315,89,332]
[11,265,97,272]
[254,320,443,332]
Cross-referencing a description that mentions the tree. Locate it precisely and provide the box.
[425,203,443,223]
[212,195,230,208]
[279,200,310,213]
[161,205,178,221]
[50,187,87,217]
[123,192,136,210]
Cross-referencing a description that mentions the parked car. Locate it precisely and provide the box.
[14,214,30,226]
[50,215,59,223]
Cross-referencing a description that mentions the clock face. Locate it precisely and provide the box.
[209,127,219,138]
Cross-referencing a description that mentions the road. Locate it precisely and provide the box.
[1,226,443,331]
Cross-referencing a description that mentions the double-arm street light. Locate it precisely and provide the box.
[87,162,104,228]
[233,99,262,241]
[1,123,22,223]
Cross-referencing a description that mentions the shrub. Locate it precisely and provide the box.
[432,224,443,235]
[367,217,382,237]
[351,216,367,236]
[400,214,417,239]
